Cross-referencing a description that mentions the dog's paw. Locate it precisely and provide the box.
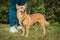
[25,34,28,37]
[21,33,24,36]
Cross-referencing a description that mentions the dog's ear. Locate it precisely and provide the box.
[16,4,19,9]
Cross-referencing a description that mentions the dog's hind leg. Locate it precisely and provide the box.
[35,27,38,31]
[41,23,45,35]
[35,23,39,31]
[38,20,45,35]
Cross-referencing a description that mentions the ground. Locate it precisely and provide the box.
[0,22,60,40]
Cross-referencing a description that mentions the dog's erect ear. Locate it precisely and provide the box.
[16,4,19,9]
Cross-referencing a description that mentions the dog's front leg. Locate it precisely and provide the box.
[21,27,25,36]
[25,26,30,37]
[19,21,25,36]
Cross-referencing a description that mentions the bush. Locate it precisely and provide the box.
[0,0,60,23]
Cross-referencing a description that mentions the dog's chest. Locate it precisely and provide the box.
[21,15,32,26]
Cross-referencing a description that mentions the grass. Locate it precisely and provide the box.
[0,22,60,40]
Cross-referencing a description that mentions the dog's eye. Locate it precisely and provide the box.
[21,7,23,9]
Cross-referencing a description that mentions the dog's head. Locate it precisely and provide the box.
[16,4,26,13]
[16,4,27,19]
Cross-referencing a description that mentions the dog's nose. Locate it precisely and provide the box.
[20,10,26,14]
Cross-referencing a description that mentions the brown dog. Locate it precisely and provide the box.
[16,4,50,37]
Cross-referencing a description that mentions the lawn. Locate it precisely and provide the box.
[0,22,60,40]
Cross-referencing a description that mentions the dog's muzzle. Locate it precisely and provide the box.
[20,10,26,14]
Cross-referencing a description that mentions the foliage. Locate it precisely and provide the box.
[0,0,10,23]
[0,0,60,23]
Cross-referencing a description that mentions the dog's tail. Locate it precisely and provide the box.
[45,21,50,26]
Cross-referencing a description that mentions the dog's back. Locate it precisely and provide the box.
[29,13,50,25]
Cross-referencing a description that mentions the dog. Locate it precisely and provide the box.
[16,4,50,37]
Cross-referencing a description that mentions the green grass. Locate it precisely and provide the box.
[0,22,60,40]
